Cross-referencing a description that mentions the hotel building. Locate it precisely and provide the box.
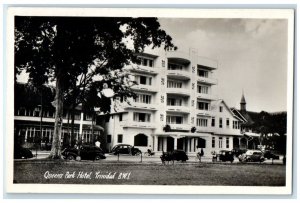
[102,48,244,156]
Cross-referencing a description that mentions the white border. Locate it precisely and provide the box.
[5,7,294,194]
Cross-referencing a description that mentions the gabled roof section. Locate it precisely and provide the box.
[211,99,239,119]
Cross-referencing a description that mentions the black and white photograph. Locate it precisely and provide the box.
[5,7,294,194]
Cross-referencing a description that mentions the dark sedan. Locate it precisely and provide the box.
[14,145,34,159]
[62,145,106,161]
[111,144,141,156]
[218,150,234,163]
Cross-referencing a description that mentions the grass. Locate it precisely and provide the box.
[13,160,286,186]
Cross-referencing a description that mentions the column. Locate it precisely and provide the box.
[153,136,158,151]
[174,137,178,150]
[238,137,241,148]
[79,112,84,140]
[195,138,199,150]
[182,138,186,151]
[191,138,195,152]
[25,127,28,142]
[246,140,248,149]
[186,137,190,152]
[163,137,167,152]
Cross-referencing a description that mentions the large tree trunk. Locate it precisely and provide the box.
[49,72,64,159]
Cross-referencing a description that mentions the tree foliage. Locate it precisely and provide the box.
[15,16,176,158]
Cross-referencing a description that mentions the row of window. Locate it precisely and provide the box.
[212,137,230,148]
[16,108,92,120]
[137,57,154,67]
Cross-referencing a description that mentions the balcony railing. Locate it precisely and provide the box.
[124,102,157,111]
[168,123,191,131]
[166,51,191,64]
[196,93,217,100]
[125,64,158,75]
[197,76,218,85]
[195,109,212,116]
[121,121,156,129]
[167,69,191,80]
[131,84,158,92]
[166,105,190,114]
[166,88,190,96]
[197,56,218,70]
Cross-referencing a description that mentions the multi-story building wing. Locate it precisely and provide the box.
[102,48,243,156]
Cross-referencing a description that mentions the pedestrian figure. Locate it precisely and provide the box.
[95,140,101,148]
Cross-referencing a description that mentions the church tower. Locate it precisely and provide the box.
[240,92,246,112]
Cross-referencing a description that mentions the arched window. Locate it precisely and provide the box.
[134,134,148,146]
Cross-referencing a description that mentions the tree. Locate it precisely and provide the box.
[15,17,176,159]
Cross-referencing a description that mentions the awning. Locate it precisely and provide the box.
[243,132,260,141]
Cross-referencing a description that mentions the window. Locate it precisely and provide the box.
[197,102,209,110]
[233,121,240,129]
[196,118,208,127]
[197,138,206,148]
[167,98,182,106]
[166,116,183,124]
[226,137,230,148]
[107,135,111,143]
[197,85,209,94]
[198,69,209,78]
[219,118,223,128]
[162,60,165,67]
[117,134,123,143]
[212,137,215,148]
[119,113,123,122]
[211,117,215,127]
[219,137,223,148]
[226,118,230,127]
[219,106,223,112]
[134,94,152,104]
[133,113,151,122]
[137,57,154,67]
[136,75,152,85]
[167,80,182,88]
[168,63,183,70]
[134,134,148,146]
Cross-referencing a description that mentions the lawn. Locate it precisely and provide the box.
[13,160,286,186]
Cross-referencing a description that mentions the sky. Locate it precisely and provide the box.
[16,17,289,113]
[158,18,288,112]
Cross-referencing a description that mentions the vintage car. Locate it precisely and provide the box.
[160,150,189,164]
[218,150,234,163]
[111,144,141,156]
[62,145,106,161]
[238,150,265,162]
[263,150,280,160]
[14,145,34,159]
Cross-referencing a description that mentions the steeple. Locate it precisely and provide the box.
[240,91,246,112]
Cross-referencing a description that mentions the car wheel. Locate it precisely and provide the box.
[95,155,101,161]
[67,155,75,160]
[135,151,141,156]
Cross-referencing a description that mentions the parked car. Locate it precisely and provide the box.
[62,145,106,161]
[160,150,189,164]
[263,150,280,160]
[111,144,141,156]
[238,150,265,162]
[14,145,34,159]
[218,150,234,163]
[231,148,247,157]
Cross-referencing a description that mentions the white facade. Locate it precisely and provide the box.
[103,48,243,156]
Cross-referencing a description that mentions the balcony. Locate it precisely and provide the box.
[197,77,218,85]
[168,123,191,131]
[125,64,158,75]
[197,57,218,70]
[167,69,191,80]
[124,103,157,111]
[195,109,212,117]
[131,84,158,93]
[166,88,190,97]
[166,51,191,64]
[166,105,190,114]
[121,121,156,129]
[196,93,217,100]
